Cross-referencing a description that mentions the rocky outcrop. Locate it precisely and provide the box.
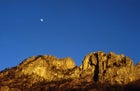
[16,55,78,83]
[135,62,140,80]
[80,51,135,84]
[0,51,140,91]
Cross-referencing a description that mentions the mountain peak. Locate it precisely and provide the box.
[0,51,140,91]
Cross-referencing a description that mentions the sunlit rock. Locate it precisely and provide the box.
[0,51,140,90]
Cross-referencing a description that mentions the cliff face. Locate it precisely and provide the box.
[81,51,135,84]
[0,51,140,91]
[17,55,77,82]
[135,62,140,79]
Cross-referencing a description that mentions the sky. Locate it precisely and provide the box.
[0,0,140,71]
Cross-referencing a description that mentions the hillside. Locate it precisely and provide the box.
[0,51,140,91]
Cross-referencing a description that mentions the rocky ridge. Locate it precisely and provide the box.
[0,51,140,91]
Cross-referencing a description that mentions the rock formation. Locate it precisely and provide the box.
[80,51,135,84]
[0,51,140,91]
[17,55,77,82]
[135,62,140,80]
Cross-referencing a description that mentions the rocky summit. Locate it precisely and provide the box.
[0,51,140,91]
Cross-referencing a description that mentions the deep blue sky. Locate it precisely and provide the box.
[0,0,140,70]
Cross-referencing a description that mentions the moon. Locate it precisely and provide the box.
[40,18,44,22]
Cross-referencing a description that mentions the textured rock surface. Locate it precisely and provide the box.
[16,55,77,83]
[0,51,140,91]
[135,62,140,80]
[80,51,135,84]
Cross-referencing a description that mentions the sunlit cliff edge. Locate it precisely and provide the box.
[0,51,140,91]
